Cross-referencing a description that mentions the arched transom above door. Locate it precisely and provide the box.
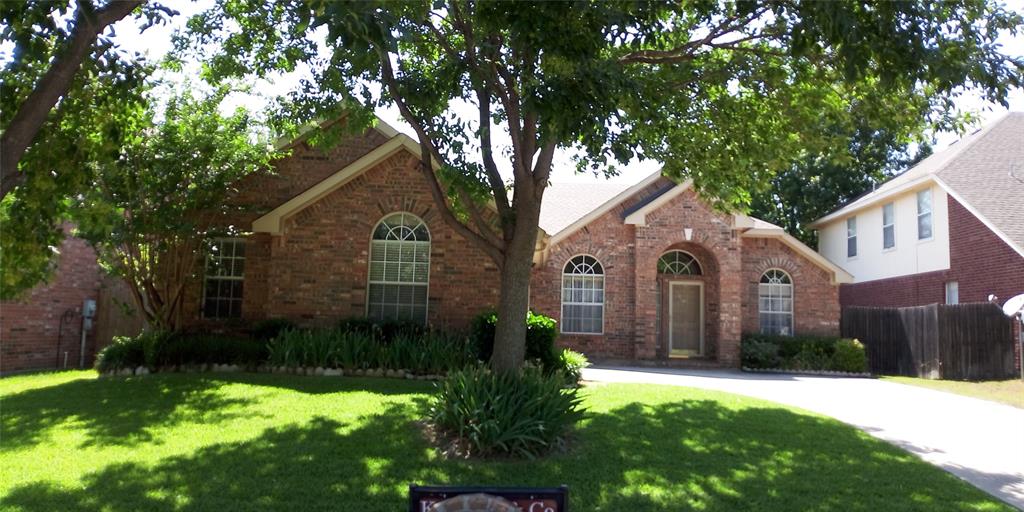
[657,251,702,275]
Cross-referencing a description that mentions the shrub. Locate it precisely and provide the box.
[429,367,585,458]
[337,317,425,343]
[471,310,559,370]
[556,349,589,386]
[251,318,298,341]
[95,334,148,372]
[831,338,868,373]
[788,342,832,371]
[740,340,780,369]
[741,333,868,373]
[268,328,478,373]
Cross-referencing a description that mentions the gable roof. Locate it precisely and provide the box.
[808,112,1024,258]
[933,113,1024,257]
[253,115,852,282]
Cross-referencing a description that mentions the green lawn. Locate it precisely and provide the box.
[882,376,1024,409]
[1,371,1010,512]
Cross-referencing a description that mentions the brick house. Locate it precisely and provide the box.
[190,118,850,367]
[809,112,1024,309]
[1,118,851,372]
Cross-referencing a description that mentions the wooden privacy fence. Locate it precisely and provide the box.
[841,303,1017,380]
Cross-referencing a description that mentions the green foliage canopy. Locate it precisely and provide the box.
[73,86,275,329]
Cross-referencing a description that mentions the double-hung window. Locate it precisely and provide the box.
[917,189,933,240]
[367,212,431,324]
[882,202,895,250]
[561,255,604,334]
[846,217,857,258]
[203,238,245,319]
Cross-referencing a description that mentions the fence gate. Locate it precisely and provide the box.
[841,303,1016,380]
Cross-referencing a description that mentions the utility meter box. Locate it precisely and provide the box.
[82,299,97,331]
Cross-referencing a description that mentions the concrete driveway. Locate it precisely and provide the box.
[583,366,1024,509]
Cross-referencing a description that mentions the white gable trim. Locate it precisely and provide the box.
[253,135,419,234]
[622,179,693,226]
[934,175,1024,259]
[741,229,855,284]
[547,171,664,246]
[807,175,936,229]
[809,113,1009,229]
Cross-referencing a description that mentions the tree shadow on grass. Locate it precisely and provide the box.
[1,373,431,452]
[1,375,258,450]
[3,397,1011,512]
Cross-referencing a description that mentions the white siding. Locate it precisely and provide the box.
[817,184,949,283]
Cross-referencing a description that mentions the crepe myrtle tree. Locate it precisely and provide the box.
[182,0,1023,370]
[73,86,275,331]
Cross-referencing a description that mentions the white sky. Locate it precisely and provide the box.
[111,0,1024,186]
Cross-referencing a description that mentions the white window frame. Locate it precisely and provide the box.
[657,250,703,275]
[561,254,605,335]
[882,202,896,251]
[945,281,959,305]
[917,189,933,241]
[758,269,794,336]
[202,237,246,319]
[846,217,857,258]
[366,212,431,324]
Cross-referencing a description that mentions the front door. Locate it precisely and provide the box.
[669,282,703,356]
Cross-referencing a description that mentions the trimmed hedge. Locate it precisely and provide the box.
[96,331,266,371]
[97,312,588,383]
[741,333,868,373]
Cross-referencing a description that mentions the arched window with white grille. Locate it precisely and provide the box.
[367,212,430,323]
[561,255,604,334]
[758,269,793,335]
[657,251,702,275]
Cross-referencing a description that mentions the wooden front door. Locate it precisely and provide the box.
[669,282,703,356]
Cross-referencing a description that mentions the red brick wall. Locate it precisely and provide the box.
[194,151,502,330]
[1,233,102,373]
[741,238,840,336]
[531,182,841,365]
[839,195,1024,307]
[636,189,744,363]
[529,193,640,359]
[947,197,1024,303]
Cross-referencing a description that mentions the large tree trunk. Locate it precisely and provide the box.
[490,188,544,371]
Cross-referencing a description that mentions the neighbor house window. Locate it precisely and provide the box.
[917,189,933,240]
[882,202,895,250]
[561,255,604,334]
[203,238,245,319]
[759,269,793,336]
[657,251,702,275]
[367,212,430,324]
[846,217,857,258]
[945,281,959,305]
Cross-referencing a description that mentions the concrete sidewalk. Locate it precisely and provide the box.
[583,366,1024,509]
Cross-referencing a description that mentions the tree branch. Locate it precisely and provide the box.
[0,0,144,198]
[376,48,506,265]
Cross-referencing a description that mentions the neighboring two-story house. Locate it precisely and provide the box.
[810,112,1024,307]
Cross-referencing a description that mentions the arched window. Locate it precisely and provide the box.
[759,269,793,335]
[561,255,604,334]
[367,212,430,323]
[658,251,702,275]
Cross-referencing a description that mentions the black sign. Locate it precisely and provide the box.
[408,485,568,512]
